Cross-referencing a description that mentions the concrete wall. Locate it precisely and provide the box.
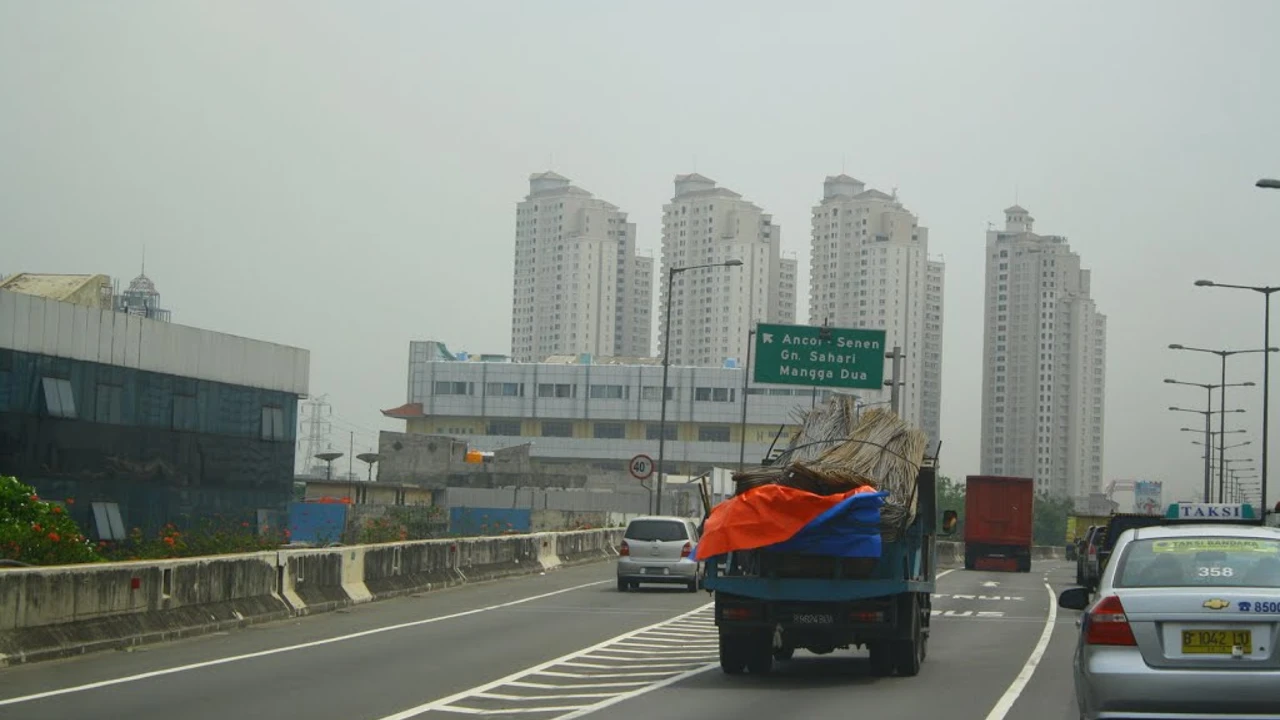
[0,528,622,667]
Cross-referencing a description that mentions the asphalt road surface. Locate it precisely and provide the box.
[0,561,1083,720]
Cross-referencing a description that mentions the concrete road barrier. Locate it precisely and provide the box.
[0,529,1061,667]
[0,552,290,666]
[0,528,623,667]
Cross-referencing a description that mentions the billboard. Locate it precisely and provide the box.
[1134,481,1164,515]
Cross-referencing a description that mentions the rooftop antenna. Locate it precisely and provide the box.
[141,245,146,276]
[841,154,846,173]
[692,154,697,172]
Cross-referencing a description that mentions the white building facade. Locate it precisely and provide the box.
[658,174,795,368]
[510,172,654,362]
[807,175,945,449]
[390,341,833,471]
[980,206,1107,501]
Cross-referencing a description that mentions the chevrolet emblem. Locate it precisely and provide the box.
[1203,598,1230,610]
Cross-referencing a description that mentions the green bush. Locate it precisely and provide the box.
[0,476,102,565]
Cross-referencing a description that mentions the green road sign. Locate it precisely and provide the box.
[752,323,887,390]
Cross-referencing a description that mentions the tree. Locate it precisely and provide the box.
[936,474,965,536]
[0,476,102,565]
[1033,491,1074,547]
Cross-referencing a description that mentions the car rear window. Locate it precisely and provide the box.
[1115,536,1280,588]
[625,520,688,542]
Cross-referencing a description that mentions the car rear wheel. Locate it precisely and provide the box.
[617,578,628,592]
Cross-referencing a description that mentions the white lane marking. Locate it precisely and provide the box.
[0,579,611,707]
[983,581,1001,588]
[373,603,716,719]
[982,582,1058,720]
[375,564,965,719]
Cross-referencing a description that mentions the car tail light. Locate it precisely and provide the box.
[681,542,692,558]
[1084,595,1136,646]
[619,541,630,556]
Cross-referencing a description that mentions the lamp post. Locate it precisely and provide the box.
[655,259,743,515]
[1196,269,1278,517]
[1170,344,1273,502]
[1166,377,1252,501]
[1169,402,1246,502]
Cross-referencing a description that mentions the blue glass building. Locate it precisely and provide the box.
[0,289,309,534]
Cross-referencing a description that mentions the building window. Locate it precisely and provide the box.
[641,386,676,402]
[484,382,524,397]
[537,383,576,399]
[261,406,286,441]
[486,420,522,436]
[593,422,626,439]
[172,394,198,431]
[95,384,124,424]
[41,377,76,419]
[589,384,628,400]
[541,420,574,438]
[646,423,677,441]
[698,426,731,442]
[433,381,472,396]
[694,387,735,403]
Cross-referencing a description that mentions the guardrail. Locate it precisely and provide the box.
[0,528,622,667]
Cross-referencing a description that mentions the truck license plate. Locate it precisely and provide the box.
[792,613,834,625]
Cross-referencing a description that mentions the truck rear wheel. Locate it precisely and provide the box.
[745,632,773,674]
[719,631,746,675]
[893,595,925,677]
[963,548,976,571]
[868,642,895,676]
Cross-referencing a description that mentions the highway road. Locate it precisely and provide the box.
[0,560,1082,720]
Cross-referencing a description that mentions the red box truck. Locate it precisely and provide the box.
[963,475,1034,573]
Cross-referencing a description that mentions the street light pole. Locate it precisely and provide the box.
[738,327,756,472]
[655,259,742,516]
[1170,344,1273,503]
[1194,276,1280,518]
[1167,376,1253,501]
[1169,402,1247,501]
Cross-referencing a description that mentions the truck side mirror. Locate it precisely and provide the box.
[941,510,958,535]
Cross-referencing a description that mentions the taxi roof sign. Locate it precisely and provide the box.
[1166,502,1256,520]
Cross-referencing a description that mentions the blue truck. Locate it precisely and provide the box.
[703,459,953,676]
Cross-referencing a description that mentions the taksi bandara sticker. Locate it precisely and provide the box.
[1151,538,1280,555]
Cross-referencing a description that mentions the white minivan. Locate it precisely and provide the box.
[616,516,702,592]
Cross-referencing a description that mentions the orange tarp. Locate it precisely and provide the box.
[695,484,878,560]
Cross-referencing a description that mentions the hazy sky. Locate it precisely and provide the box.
[3,1,1279,504]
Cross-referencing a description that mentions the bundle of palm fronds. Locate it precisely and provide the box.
[768,399,927,526]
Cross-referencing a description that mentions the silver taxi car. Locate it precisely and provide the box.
[1059,523,1280,719]
[616,515,702,592]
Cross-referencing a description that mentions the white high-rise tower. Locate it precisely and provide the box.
[658,174,794,367]
[510,172,653,362]
[807,175,944,449]
[980,206,1107,500]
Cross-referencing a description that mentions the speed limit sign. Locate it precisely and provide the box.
[629,454,655,480]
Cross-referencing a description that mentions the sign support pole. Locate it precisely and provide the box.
[889,346,904,415]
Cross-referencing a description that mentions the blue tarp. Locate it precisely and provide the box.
[761,490,886,558]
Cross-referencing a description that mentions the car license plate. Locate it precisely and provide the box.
[792,613,834,625]
[1181,629,1252,654]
